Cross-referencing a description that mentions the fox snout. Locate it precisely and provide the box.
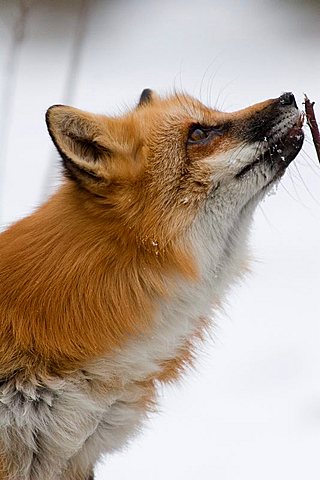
[222,92,304,183]
[232,92,302,144]
[279,92,297,108]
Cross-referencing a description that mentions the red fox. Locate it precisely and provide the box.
[0,90,303,479]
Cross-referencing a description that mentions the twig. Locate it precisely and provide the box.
[304,94,320,164]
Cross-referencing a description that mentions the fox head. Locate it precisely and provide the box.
[46,90,303,254]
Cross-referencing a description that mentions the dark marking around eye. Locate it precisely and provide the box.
[187,124,223,144]
[138,88,153,107]
[189,128,208,142]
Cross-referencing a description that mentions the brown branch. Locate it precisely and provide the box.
[304,94,320,164]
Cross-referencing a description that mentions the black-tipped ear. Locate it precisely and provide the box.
[138,88,154,107]
[46,105,111,188]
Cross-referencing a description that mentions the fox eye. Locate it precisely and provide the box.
[189,128,208,142]
[187,125,222,144]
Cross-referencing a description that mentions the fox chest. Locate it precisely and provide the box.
[102,275,221,385]
[109,235,247,384]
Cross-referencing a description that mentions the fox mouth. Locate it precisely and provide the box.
[235,120,304,179]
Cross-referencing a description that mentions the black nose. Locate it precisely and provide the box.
[279,92,297,108]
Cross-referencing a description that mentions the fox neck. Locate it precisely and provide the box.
[0,183,197,375]
[83,199,254,386]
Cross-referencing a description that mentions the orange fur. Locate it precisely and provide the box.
[0,93,276,378]
[0,183,197,375]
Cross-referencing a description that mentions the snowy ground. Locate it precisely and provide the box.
[1,1,320,478]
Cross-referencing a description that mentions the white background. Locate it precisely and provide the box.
[1,1,320,478]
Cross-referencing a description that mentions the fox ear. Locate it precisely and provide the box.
[46,105,111,187]
[137,88,160,107]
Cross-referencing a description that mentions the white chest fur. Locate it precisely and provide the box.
[91,206,252,386]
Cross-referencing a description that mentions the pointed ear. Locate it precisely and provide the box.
[137,88,159,108]
[46,105,112,187]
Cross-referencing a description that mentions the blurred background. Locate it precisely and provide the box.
[1,1,320,478]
